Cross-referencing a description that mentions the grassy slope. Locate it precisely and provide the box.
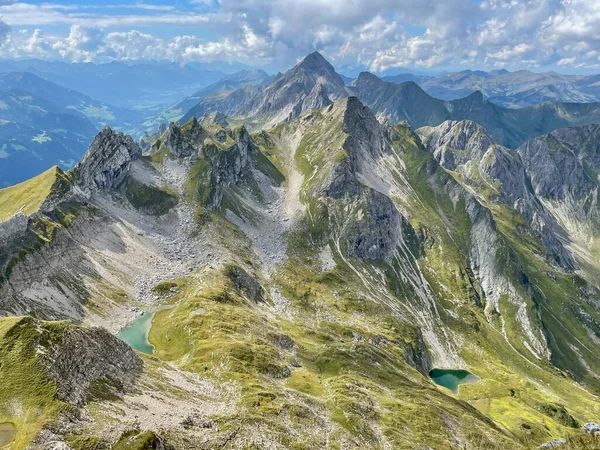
[392,124,600,445]
[0,317,71,448]
[0,166,67,222]
[145,116,521,448]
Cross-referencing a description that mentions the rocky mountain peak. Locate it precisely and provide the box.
[464,90,486,104]
[74,126,141,191]
[165,118,206,157]
[271,51,345,93]
[352,71,381,87]
[295,51,335,74]
[421,119,495,170]
[206,111,229,128]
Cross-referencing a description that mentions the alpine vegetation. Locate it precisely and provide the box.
[1,30,600,450]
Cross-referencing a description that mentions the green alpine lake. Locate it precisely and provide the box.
[429,369,479,393]
[118,311,158,354]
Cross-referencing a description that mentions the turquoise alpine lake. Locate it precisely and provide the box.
[118,308,169,354]
[429,369,479,393]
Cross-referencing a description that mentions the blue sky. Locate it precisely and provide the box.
[0,0,598,75]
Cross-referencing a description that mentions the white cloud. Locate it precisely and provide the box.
[1,0,600,71]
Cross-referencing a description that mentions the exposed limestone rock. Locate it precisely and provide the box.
[346,189,404,261]
[421,119,577,270]
[74,126,142,191]
[584,422,600,435]
[202,126,255,208]
[422,120,494,171]
[518,131,596,200]
[537,438,566,449]
[43,325,143,406]
[0,213,28,241]
[164,118,206,158]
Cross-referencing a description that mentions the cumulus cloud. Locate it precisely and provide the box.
[1,0,600,71]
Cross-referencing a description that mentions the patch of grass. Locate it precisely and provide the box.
[65,434,104,450]
[113,430,169,450]
[124,178,178,216]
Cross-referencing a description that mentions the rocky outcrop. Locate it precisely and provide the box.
[299,98,410,262]
[422,120,495,171]
[4,317,142,407]
[584,422,600,435]
[202,126,255,208]
[517,133,595,200]
[320,97,392,200]
[422,120,577,270]
[537,438,566,449]
[225,264,265,303]
[74,127,142,191]
[0,213,28,241]
[347,190,404,261]
[164,118,206,158]
[43,325,142,405]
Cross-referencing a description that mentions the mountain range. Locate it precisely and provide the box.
[7,53,600,189]
[1,51,600,449]
[0,71,147,187]
[181,52,600,149]
[139,69,273,136]
[0,59,229,109]
[382,69,600,108]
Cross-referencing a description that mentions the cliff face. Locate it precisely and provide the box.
[74,126,142,191]
[0,316,143,448]
[420,119,577,270]
[43,323,143,406]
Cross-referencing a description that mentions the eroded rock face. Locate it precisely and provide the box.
[42,324,142,406]
[312,98,409,262]
[347,190,404,261]
[165,118,206,158]
[74,127,141,191]
[423,120,494,171]
[0,213,28,241]
[422,120,577,271]
[517,134,595,200]
[203,126,255,208]
[3,317,142,409]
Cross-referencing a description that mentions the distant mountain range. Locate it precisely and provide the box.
[139,69,273,136]
[0,59,228,109]
[5,53,600,188]
[177,52,600,149]
[0,65,271,187]
[381,69,600,107]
